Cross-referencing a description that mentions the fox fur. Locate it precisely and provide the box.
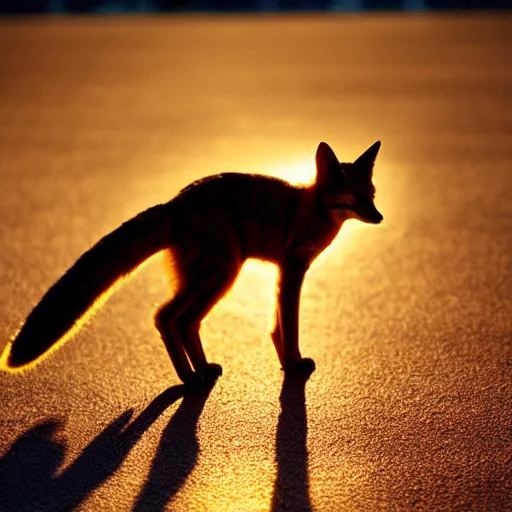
[2,141,383,387]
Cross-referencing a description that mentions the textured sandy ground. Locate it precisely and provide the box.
[0,13,511,511]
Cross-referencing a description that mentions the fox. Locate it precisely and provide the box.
[1,141,383,388]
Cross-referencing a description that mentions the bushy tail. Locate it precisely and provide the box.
[3,203,172,371]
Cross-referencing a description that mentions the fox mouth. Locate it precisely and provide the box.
[331,203,383,224]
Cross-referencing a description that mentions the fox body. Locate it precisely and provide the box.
[2,141,383,387]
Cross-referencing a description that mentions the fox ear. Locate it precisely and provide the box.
[354,141,381,172]
[315,142,340,185]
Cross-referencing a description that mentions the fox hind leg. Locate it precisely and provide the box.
[157,238,241,387]
[176,264,240,383]
[178,319,221,385]
[155,297,197,386]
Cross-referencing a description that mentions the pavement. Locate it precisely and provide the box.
[0,13,511,512]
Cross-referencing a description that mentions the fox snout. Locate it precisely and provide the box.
[367,210,383,224]
[357,200,383,224]
[329,198,383,224]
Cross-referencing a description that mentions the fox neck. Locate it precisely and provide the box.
[311,185,350,229]
[285,186,346,263]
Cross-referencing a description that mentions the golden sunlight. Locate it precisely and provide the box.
[267,157,316,186]
[208,259,278,332]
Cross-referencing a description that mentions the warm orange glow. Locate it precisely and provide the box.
[0,339,18,373]
[203,259,279,333]
[266,157,316,186]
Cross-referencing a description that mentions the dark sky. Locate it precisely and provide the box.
[0,0,510,12]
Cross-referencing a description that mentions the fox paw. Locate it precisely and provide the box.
[284,357,316,377]
[201,363,223,385]
[183,372,207,392]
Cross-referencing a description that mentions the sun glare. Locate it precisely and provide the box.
[267,157,316,186]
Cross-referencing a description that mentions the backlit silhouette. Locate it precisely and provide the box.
[1,141,383,388]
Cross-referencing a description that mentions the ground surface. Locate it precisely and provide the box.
[0,13,511,512]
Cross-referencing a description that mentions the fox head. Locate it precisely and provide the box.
[315,141,383,225]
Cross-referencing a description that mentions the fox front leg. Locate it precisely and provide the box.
[273,263,316,376]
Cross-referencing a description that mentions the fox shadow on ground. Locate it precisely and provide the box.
[1,375,312,511]
[271,372,313,512]
[0,384,213,512]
